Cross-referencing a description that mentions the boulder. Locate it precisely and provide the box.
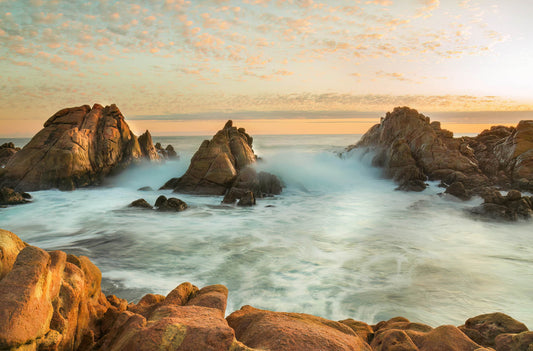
[469,190,533,221]
[0,142,19,167]
[445,181,470,200]
[0,230,110,350]
[0,187,31,206]
[222,167,282,205]
[0,104,160,192]
[154,195,188,212]
[97,283,248,351]
[494,331,533,351]
[226,305,372,350]
[129,198,153,209]
[459,312,529,347]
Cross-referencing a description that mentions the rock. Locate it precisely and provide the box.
[348,107,533,197]
[154,195,188,212]
[445,181,471,200]
[222,167,282,204]
[166,120,258,195]
[0,231,110,350]
[339,319,374,343]
[237,191,256,206]
[137,186,153,191]
[494,331,533,351]
[0,142,20,167]
[460,312,529,347]
[469,191,533,221]
[97,282,245,351]
[0,229,27,280]
[0,104,160,192]
[226,305,372,350]
[0,187,31,206]
[138,130,160,161]
[129,198,153,209]
[155,142,178,159]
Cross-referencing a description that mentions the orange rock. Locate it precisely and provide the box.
[0,104,160,191]
[461,313,529,347]
[226,305,372,351]
[339,319,374,343]
[0,229,27,280]
[494,331,533,351]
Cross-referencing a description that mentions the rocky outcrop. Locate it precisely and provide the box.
[0,229,109,350]
[128,196,188,212]
[155,142,178,159]
[348,107,533,196]
[0,187,31,206]
[2,229,532,350]
[0,142,20,167]
[0,104,160,192]
[137,130,160,161]
[162,120,281,204]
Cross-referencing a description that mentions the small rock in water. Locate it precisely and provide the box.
[129,198,153,209]
[0,187,31,206]
[155,195,188,212]
[137,186,153,191]
[237,191,256,206]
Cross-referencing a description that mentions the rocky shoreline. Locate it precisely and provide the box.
[1,229,532,351]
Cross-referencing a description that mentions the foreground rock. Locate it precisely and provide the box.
[348,107,533,196]
[0,142,20,167]
[0,229,109,350]
[2,229,532,350]
[0,104,160,192]
[162,120,281,204]
[128,196,188,212]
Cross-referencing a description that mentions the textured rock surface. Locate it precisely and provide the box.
[469,190,533,221]
[348,107,533,196]
[0,187,31,206]
[227,305,372,351]
[0,104,160,192]
[459,312,529,347]
[0,231,109,350]
[163,120,281,203]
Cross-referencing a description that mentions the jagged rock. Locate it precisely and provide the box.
[129,198,153,209]
[164,120,256,195]
[0,104,160,192]
[226,305,372,351]
[459,312,529,347]
[0,187,31,206]
[154,195,188,212]
[469,190,533,221]
[138,130,160,161]
[0,231,110,350]
[348,107,533,197]
[155,142,178,159]
[0,142,19,167]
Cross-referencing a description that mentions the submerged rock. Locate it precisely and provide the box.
[0,104,160,192]
[154,195,188,212]
[129,198,153,209]
[162,120,281,205]
[469,190,533,221]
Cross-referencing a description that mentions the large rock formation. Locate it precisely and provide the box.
[162,120,281,203]
[348,107,533,195]
[2,229,532,350]
[0,104,160,192]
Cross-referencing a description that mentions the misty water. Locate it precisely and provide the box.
[1,135,532,327]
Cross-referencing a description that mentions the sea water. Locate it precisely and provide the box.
[0,135,532,328]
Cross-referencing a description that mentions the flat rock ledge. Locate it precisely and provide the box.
[1,229,531,351]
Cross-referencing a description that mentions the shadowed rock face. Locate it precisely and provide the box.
[348,106,533,195]
[0,142,19,167]
[163,120,282,202]
[0,104,159,192]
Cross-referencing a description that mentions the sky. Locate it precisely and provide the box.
[1,0,532,136]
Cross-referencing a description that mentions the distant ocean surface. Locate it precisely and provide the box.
[1,134,532,327]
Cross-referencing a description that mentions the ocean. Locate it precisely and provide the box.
[1,134,532,327]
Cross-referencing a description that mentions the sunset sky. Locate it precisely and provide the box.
[1,0,532,136]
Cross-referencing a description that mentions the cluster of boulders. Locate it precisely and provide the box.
[0,104,161,192]
[1,229,532,351]
[155,142,178,159]
[0,142,19,167]
[129,195,188,212]
[348,107,533,220]
[161,120,282,206]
